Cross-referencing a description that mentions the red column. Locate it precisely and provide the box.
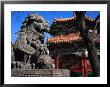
[81,49,88,77]
[81,60,84,77]
[84,59,88,77]
[85,59,88,77]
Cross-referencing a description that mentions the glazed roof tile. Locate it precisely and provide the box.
[48,32,81,44]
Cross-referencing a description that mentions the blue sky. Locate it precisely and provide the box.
[11,11,99,43]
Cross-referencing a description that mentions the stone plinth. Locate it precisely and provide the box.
[11,69,70,77]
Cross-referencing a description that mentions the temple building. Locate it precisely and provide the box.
[47,12,100,77]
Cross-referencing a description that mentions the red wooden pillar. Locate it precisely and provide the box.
[84,58,88,77]
[81,59,84,77]
[81,49,88,77]
[81,58,88,77]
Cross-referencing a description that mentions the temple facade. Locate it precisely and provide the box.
[47,12,100,77]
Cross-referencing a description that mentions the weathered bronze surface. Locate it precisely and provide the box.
[11,14,54,70]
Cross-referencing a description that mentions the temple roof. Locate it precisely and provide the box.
[49,15,99,36]
[53,16,94,23]
[48,32,81,44]
[48,14,100,45]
